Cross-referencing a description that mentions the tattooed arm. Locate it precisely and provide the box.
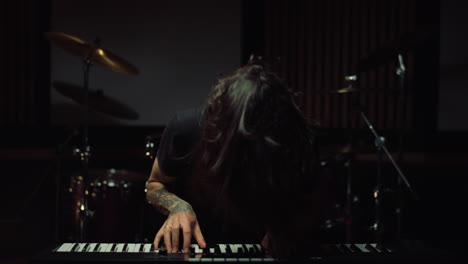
[146,158,206,253]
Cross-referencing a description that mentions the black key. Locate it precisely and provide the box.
[338,244,353,254]
[349,244,360,253]
[123,243,128,252]
[111,244,117,252]
[82,243,89,252]
[365,244,379,253]
[214,245,221,255]
[226,244,233,254]
[376,244,389,253]
[71,243,79,252]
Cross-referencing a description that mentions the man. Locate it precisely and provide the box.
[146,59,323,257]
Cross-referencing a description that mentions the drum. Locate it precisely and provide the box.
[70,168,147,242]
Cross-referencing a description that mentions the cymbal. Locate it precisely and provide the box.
[52,81,139,120]
[45,32,139,75]
[329,85,360,94]
[358,27,435,72]
[87,169,147,182]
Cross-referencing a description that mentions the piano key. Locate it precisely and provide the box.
[218,244,227,254]
[55,243,75,252]
[76,243,88,252]
[369,243,382,252]
[101,243,113,252]
[245,244,257,255]
[137,244,144,252]
[82,243,89,252]
[365,244,379,253]
[225,245,233,254]
[355,244,371,253]
[230,244,244,254]
[338,244,353,253]
[126,243,135,253]
[376,244,390,253]
[192,244,203,254]
[87,243,98,252]
[142,244,152,253]
[253,244,262,254]
[347,244,360,253]
[114,243,125,252]
[71,243,79,252]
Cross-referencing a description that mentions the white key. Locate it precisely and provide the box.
[87,243,98,252]
[75,243,88,252]
[134,244,143,252]
[218,244,227,254]
[56,243,75,252]
[355,244,370,253]
[143,244,152,253]
[369,243,381,252]
[101,243,113,252]
[231,244,243,254]
[115,243,125,252]
[192,244,203,254]
[344,244,357,253]
[126,244,135,253]
[253,244,262,253]
[245,244,255,253]
[209,248,215,254]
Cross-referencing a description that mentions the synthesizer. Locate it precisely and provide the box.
[32,242,422,263]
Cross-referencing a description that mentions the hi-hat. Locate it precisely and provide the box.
[45,32,139,75]
[52,81,139,120]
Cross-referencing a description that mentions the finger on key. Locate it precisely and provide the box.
[171,225,179,253]
[164,224,172,252]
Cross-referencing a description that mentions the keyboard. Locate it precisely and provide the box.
[32,242,455,263]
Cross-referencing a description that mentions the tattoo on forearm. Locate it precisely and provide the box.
[148,186,194,216]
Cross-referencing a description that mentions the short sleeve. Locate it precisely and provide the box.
[156,109,203,178]
[156,115,180,178]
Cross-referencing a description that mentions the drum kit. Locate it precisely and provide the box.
[319,29,429,243]
[45,32,147,243]
[45,28,428,244]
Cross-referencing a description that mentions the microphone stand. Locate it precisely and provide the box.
[357,109,419,243]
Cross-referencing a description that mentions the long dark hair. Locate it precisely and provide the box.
[194,60,320,256]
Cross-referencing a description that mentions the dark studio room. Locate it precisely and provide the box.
[1,0,467,263]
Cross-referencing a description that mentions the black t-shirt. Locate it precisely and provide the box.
[157,108,203,179]
[157,108,263,243]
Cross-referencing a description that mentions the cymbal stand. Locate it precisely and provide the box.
[344,75,357,243]
[395,53,407,241]
[357,109,418,243]
[77,45,97,242]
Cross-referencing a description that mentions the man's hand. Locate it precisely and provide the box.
[154,201,206,253]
